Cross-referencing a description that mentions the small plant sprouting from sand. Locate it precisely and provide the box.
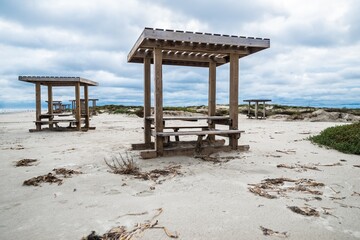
[15,159,38,167]
[104,152,140,175]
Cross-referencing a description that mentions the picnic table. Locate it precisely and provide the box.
[243,99,272,119]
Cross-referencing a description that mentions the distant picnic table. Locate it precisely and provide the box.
[243,99,272,119]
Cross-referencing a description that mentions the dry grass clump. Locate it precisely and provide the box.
[105,153,140,175]
[105,153,182,183]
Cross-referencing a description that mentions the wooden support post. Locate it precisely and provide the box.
[84,85,89,128]
[92,99,97,115]
[154,48,164,155]
[144,57,152,145]
[208,61,216,141]
[263,101,266,118]
[229,53,239,149]
[248,102,251,118]
[35,83,41,131]
[255,101,258,119]
[75,82,81,131]
[47,85,53,129]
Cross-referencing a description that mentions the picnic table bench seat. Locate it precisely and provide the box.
[153,129,244,137]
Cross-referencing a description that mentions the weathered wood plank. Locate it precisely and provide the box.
[146,116,230,121]
[153,129,244,137]
[142,29,270,48]
[19,76,98,86]
[132,142,155,150]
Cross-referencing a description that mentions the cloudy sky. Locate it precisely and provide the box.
[1,0,359,109]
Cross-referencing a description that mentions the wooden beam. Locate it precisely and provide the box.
[19,76,98,86]
[229,53,239,149]
[154,48,164,155]
[75,82,81,131]
[84,85,89,128]
[144,57,152,145]
[140,39,250,55]
[35,83,41,131]
[132,49,228,64]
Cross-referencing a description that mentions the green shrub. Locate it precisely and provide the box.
[309,122,360,155]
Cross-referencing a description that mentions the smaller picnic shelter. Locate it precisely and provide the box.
[128,28,270,159]
[19,76,98,132]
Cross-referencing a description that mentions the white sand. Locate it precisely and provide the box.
[0,112,359,239]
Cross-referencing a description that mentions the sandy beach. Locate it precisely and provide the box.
[0,112,359,239]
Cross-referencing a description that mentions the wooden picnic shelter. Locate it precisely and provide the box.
[128,28,270,159]
[19,76,98,132]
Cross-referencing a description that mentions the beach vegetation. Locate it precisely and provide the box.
[309,122,360,155]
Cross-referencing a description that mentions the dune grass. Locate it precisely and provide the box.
[309,122,360,155]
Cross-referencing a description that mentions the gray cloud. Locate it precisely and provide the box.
[1,0,359,110]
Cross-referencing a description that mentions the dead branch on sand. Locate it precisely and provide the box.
[15,159,38,167]
[248,178,325,199]
[260,226,288,238]
[276,149,296,154]
[53,168,82,177]
[194,154,236,163]
[23,168,82,187]
[23,173,63,186]
[288,206,320,217]
[82,208,178,240]
[277,163,320,172]
[316,162,342,167]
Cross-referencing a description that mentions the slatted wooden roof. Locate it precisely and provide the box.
[128,28,270,67]
[19,76,98,86]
